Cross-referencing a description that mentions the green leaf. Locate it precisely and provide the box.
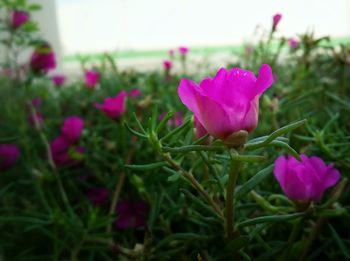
[245,119,307,151]
[155,110,175,134]
[236,213,305,228]
[224,236,250,252]
[328,224,350,259]
[160,118,191,142]
[235,165,274,201]
[162,145,225,154]
[125,161,167,171]
[28,3,42,11]
[124,122,148,138]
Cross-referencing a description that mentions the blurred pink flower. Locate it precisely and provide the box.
[288,38,299,49]
[51,74,66,86]
[95,91,127,120]
[0,144,20,171]
[179,46,189,56]
[30,43,56,74]
[168,49,175,57]
[31,97,42,108]
[272,13,282,31]
[61,116,84,144]
[10,10,29,29]
[84,70,100,88]
[115,200,149,230]
[163,60,173,71]
[87,187,110,206]
[159,112,183,127]
[178,64,273,143]
[128,88,141,98]
[274,155,340,201]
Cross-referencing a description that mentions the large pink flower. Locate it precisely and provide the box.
[178,64,273,142]
[95,91,127,120]
[11,10,29,29]
[274,155,340,201]
[61,116,84,144]
[30,43,56,74]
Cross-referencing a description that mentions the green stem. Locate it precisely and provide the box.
[162,153,223,219]
[225,156,241,238]
[29,101,74,217]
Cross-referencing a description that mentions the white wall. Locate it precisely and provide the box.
[56,0,350,55]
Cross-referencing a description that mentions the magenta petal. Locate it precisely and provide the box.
[178,79,201,118]
[255,64,274,95]
[274,155,288,189]
[195,94,234,139]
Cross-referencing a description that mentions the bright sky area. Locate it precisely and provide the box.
[56,0,350,55]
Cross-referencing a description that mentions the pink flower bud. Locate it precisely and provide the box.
[95,91,127,120]
[272,13,282,31]
[61,116,84,144]
[274,155,340,201]
[0,144,20,171]
[288,38,299,49]
[51,74,66,86]
[10,10,29,29]
[84,70,100,88]
[163,60,173,71]
[178,64,273,143]
[30,43,56,74]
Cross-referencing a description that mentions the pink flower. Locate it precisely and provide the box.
[50,136,85,167]
[178,64,273,142]
[168,49,175,57]
[51,74,66,86]
[95,91,127,120]
[87,187,110,206]
[128,88,141,98]
[115,200,149,230]
[272,13,282,31]
[61,116,84,144]
[31,97,42,108]
[10,10,29,29]
[179,46,189,56]
[288,38,299,49]
[30,43,56,74]
[0,144,20,171]
[163,60,173,71]
[84,70,100,88]
[274,155,340,201]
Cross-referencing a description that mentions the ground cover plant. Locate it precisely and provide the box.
[1,1,350,260]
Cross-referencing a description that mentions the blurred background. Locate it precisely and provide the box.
[13,0,350,71]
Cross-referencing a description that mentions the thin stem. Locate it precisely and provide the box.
[225,157,241,238]
[107,136,138,237]
[162,153,223,219]
[299,218,327,261]
[29,101,73,217]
